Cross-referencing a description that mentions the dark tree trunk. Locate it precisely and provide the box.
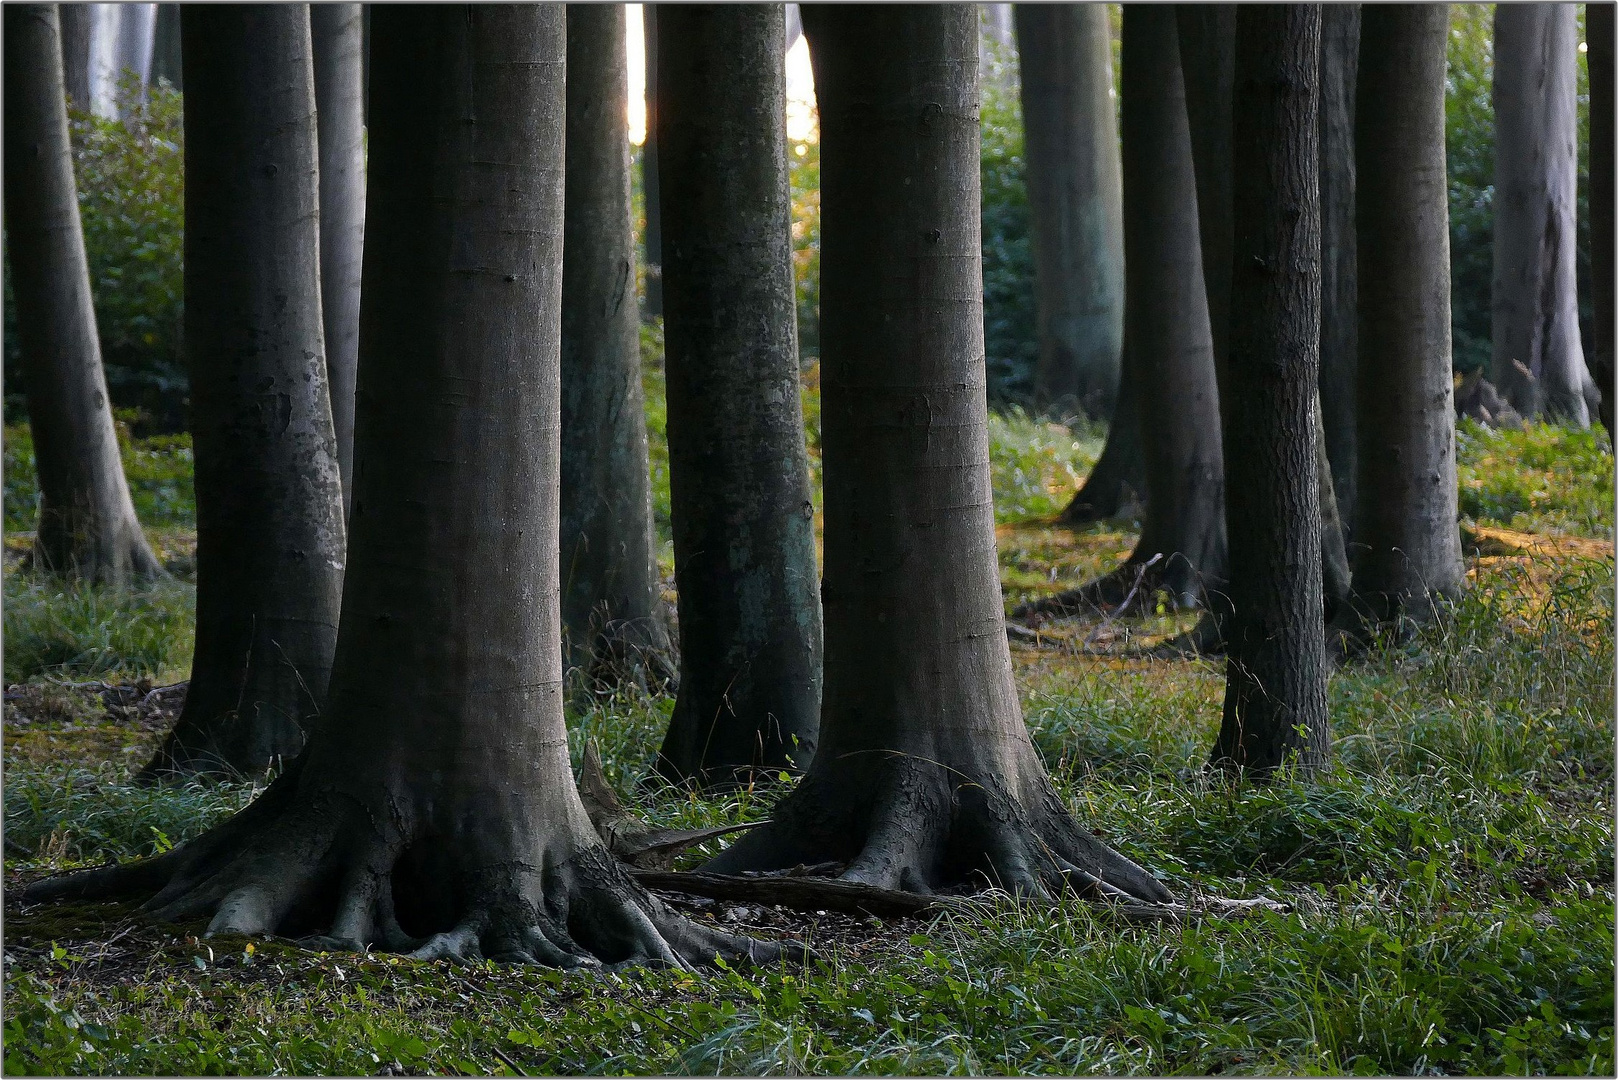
[1015,2,1125,420]
[1054,349,1145,527]
[710,4,1169,906]
[1491,3,1590,425]
[143,5,346,778]
[28,4,789,973]
[1588,2,1615,441]
[151,3,181,89]
[560,3,674,687]
[653,4,823,788]
[4,4,164,587]
[1210,3,1329,774]
[1019,4,1226,623]
[58,3,91,107]
[311,3,366,519]
[1338,3,1465,636]
[642,3,663,320]
[1318,3,1359,528]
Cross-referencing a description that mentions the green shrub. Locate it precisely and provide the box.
[3,77,186,433]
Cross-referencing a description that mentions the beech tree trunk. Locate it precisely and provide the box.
[1340,3,1465,634]
[642,3,663,319]
[710,4,1169,906]
[1210,3,1329,774]
[560,3,674,687]
[1015,2,1125,419]
[143,5,346,778]
[1491,3,1590,425]
[58,3,91,107]
[1054,349,1145,526]
[653,4,823,788]
[1318,3,1359,528]
[4,4,164,587]
[29,4,789,973]
[311,3,365,517]
[1588,2,1615,440]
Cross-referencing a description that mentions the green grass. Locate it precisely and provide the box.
[5,419,197,535]
[3,385,1613,1076]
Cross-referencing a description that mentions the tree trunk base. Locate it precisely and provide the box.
[1011,552,1201,626]
[26,755,801,970]
[1324,589,1451,664]
[24,524,168,588]
[567,619,679,698]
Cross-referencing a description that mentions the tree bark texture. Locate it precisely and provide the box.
[642,3,663,319]
[144,5,346,778]
[1318,3,1359,528]
[1346,4,1465,625]
[560,3,674,687]
[1015,2,1125,419]
[1054,349,1145,526]
[1588,2,1615,440]
[1491,3,1590,425]
[58,3,92,107]
[311,3,366,518]
[709,4,1169,906]
[28,4,791,973]
[1211,3,1329,774]
[653,5,823,787]
[4,4,164,586]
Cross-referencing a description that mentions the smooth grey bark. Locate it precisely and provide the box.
[560,3,673,687]
[1015,3,1125,419]
[1491,3,1590,425]
[1588,2,1614,440]
[151,3,180,88]
[1055,350,1145,526]
[653,4,823,788]
[4,4,164,587]
[710,4,1169,906]
[1019,4,1225,623]
[59,3,91,107]
[1318,3,1359,528]
[642,3,663,319]
[311,3,366,516]
[1211,3,1329,774]
[1338,3,1465,636]
[25,5,792,972]
[143,5,346,778]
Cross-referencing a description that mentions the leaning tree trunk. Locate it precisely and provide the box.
[709,4,1170,906]
[3,4,164,587]
[58,3,91,108]
[1335,3,1465,642]
[1015,2,1125,420]
[28,4,791,973]
[642,3,663,320]
[1588,2,1615,441]
[560,3,674,688]
[1210,3,1329,774]
[311,4,366,518]
[1318,3,1360,529]
[1491,3,1590,426]
[653,4,823,788]
[142,5,346,778]
[1018,4,1225,624]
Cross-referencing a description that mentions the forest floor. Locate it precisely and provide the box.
[3,356,1614,1074]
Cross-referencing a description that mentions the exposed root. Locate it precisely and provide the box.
[566,618,679,697]
[1012,551,1206,628]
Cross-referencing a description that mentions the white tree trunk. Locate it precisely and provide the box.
[87,2,154,119]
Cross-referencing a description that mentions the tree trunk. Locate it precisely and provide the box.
[142,5,346,778]
[311,3,366,518]
[58,3,91,108]
[1491,3,1589,425]
[1019,4,1225,623]
[1339,3,1465,636]
[151,3,180,89]
[1318,3,1359,527]
[652,4,823,788]
[642,3,663,320]
[1588,2,1615,441]
[3,4,164,587]
[1210,3,1329,774]
[709,4,1169,906]
[1054,350,1145,526]
[113,2,155,110]
[560,3,674,688]
[1015,3,1125,420]
[27,4,789,973]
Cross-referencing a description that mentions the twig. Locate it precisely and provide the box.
[491,1046,528,1077]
